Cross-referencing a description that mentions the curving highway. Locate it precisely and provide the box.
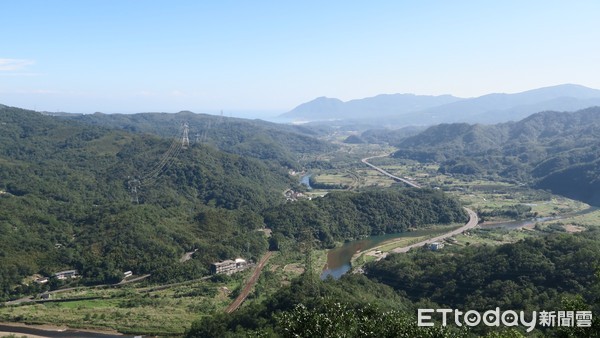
[361,154,478,254]
[391,207,478,253]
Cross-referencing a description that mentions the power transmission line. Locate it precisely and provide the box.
[128,121,191,202]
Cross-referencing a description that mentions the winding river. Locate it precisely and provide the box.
[320,231,436,279]
[321,206,598,280]
[322,155,600,280]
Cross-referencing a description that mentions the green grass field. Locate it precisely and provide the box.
[311,147,597,254]
[0,275,249,335]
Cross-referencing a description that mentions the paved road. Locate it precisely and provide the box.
[360,154,479,254]
[225,251,274,313]
[391,207,479,253]
[361,155,421,188]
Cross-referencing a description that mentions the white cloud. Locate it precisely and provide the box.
[0,58,35,71]
[0,89,59,94]
[0,72,41,77]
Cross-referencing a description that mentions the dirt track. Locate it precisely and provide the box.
[225,251,274,313]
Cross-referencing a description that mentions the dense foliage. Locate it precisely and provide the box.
[264,189,468,248]
[391,108,600,205]
[365,231,600,335]
[0,106,470,304]
[0,106,296,300]
[186,273,468,338]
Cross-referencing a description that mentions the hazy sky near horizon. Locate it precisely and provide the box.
[2,1,600,115]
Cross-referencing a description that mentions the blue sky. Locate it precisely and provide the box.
[2,1,600,115]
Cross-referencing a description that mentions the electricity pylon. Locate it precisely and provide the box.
[182,122,190,149]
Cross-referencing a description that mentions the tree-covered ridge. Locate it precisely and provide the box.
[264,189,468,248]
[365,231,600,316]
[186,273,469,338]
[59,110,337,168]
[0,106,293,209]
[0,106,296,300]
[391,107,600,205]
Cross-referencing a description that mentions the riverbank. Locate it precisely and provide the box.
[0,331,46,338]
[347,208,478,269]
[0,322,130,338]
[348,225,462,265]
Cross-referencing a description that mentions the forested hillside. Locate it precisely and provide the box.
[0,105,470,304]
[186,231,600,336]
[391,108,600,205]
[186,273,467,338]
[264,189,468,248]
[365,231,600,335]
[0,106,296,300]
[58,111,336,168]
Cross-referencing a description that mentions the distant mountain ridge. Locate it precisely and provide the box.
[281,93,462,121]
[282,84,600,125]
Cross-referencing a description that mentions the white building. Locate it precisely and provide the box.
[53,270,79,280]
[211,258,248,275]
[429,242,445,251]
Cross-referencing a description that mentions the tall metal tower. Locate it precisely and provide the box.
[182,122,190,149]
[128,178,140,204]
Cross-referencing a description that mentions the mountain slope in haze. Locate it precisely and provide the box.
[282,84,600,126]
[281,93,462,121]
[391,107,600,205]
[420,84,600,124]
[357,126,427,145]
[0,105,298,300]
[59,111,336,169]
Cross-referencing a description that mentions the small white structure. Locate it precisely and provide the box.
[53,270,79,280]
[35,277,49,284]
[429,242,445,251]
[123,271,133,278]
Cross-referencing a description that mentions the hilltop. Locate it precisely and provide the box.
[57,111,336,169]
